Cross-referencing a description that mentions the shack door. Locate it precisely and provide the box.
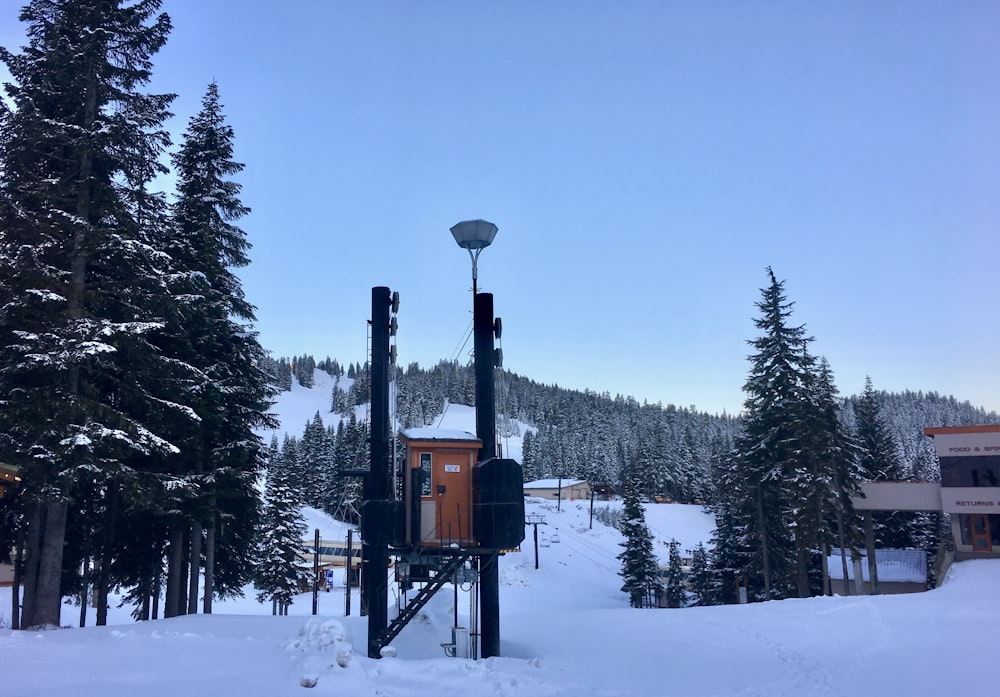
[432,449,473,545]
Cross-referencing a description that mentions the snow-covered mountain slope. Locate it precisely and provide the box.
[263,368,528,462]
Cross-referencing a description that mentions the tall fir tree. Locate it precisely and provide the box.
[791,357,861,596]
[722,268,813,599]
[854,377,920,549]
[664,538,686,608]
[0,0,178,628]
[159,81,276,616]
[617,477,661,608]
[257,444,309,614]
[688,542,714,606]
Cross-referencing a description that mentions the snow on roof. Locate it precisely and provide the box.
[827,549,928,583]
[524,478,587,489]
[401,427,480,443]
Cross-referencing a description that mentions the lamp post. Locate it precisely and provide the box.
[450,218,502,659]
[450,219,498,295]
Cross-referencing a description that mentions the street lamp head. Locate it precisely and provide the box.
[450,219,499,294]
[450,219,498,250]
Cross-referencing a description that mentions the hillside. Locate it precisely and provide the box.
[267,363,1000,509]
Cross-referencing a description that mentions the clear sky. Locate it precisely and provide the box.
[2,1,998,416]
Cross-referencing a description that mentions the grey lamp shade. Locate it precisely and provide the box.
[450,219,498,250]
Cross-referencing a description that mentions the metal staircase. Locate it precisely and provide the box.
[378,552,471,650]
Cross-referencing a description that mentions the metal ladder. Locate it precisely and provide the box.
[378,552,471,650]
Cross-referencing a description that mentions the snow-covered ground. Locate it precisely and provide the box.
[4,498,999,696]
[4,371,997,695]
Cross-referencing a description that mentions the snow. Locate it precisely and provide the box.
[401,427,479,442]
[4,369,997,695]
[524,478,587,488]
[4,501,999,696]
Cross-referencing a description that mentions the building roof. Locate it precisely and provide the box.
[924,425,1000,436]
[400,428,481,443]
[524,478,587,489]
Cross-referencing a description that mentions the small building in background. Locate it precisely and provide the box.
[523,478,591,501]
[926,425,1000,558]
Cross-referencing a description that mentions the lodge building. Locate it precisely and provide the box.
[850,425,1000,590]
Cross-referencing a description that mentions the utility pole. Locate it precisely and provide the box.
[474,291,502,659]
[362,286,395,658]
[312,528,319,615]
[589,488,595,529]
[345,529,353,617]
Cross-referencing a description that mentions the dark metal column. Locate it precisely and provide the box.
[363,286,393,658]
[473,291,501,658]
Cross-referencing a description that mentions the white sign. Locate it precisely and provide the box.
[940,487,1000,514]
[933,433,1000,458]
[444,464,461,473]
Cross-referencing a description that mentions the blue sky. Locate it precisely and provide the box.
[2,1,998,416]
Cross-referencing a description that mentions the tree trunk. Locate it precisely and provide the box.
[178,528,189,613]
[22,501,68,628]
[864,512,879,595]
[794,545,810,598]
[11,522,25,629]
[836,509,851,596]
[202,521,215,614]
[20,501,42,626]
[79,557,89,627]
[756,486,771,599]
[164,526,185,617]
[151,573,160,620]
[96,479,119,626]
[187,521,202,615]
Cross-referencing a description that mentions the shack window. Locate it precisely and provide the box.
[420,453,432,496]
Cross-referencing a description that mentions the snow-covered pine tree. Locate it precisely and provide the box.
[617,478,661,608]
[790,357,861,596]
[161,81,276,616]
[854,377,921,549]
[687,542,714,606]
[664,539,686,608]
[724,268,814,600]
[0,0,179,629]
[300,412,336,509]
[275,358,293,392]
[257,446,309,614]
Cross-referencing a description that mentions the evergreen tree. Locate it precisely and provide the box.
[0,0,177,628]
[159,81,276,616]
[723,268,813,599]
[688,543,714,606]
[854,377,920,549]
[256,446,309,614]
[664,538,686,608]
[791,358,860,596]
[617,478,661,608]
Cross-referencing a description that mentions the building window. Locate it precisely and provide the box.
[419,453,432,497]
[941,457,1000,487]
